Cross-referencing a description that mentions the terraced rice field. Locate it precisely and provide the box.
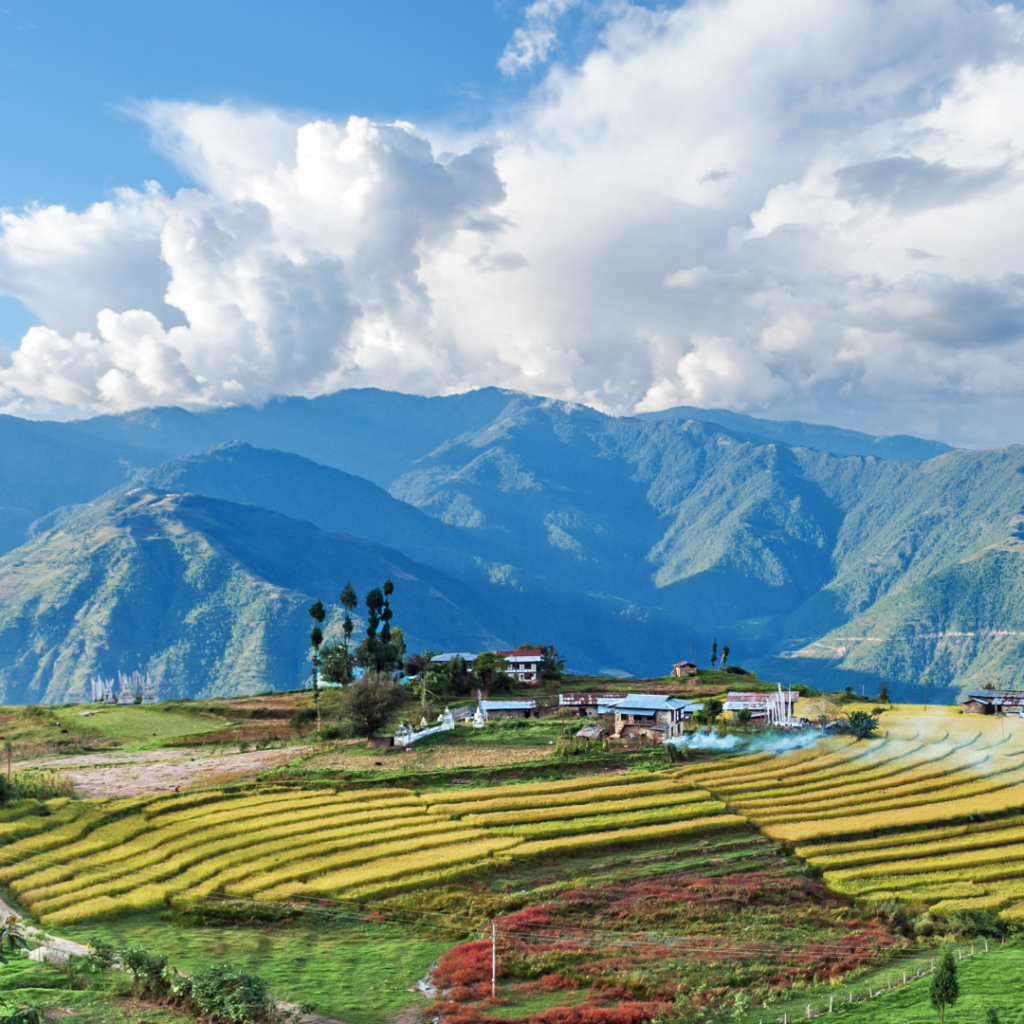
[0,774,743,925]
[675,709,1024,918]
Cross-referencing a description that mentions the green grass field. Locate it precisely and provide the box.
[52,705,233,745]
[733,939,1024,1024]
[62,911,447,1024]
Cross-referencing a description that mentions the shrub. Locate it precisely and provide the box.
[184,964,274,1024]
[289,708,317,732]
[120,947,169,996]
[9,772,75,801]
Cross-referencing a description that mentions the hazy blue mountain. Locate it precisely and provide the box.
[635,405,953,461]
[138,442,493,576]
[0,489,508,703]
[0,387,1020,701]
[0,414,164,556]
[68,388,516,487]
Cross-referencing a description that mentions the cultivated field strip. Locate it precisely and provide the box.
[684,711,1024,918]
[0,775,743,924]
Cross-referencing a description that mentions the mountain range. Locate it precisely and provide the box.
[1,387,1022,702]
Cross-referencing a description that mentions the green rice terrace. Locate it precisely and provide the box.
[0,691,1023,1023]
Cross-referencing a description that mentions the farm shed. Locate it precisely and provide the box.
[962,690,1024,715]
[430,652,478,664]
[576,725,605,740]
[613,694,701,741]
[450,705,477,723]
[558,693,623,717]
[671,661,698,678]
[480,699,538,720]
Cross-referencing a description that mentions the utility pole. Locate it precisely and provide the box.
[491,921,497,998]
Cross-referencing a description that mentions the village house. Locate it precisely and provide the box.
[480,698,538,720]
[430,652,478,666]
[612,694,702,741]
[671,661,698,678]
[558,693,623,717]
[962,690,1024,715]
[495,648,544,683]
[724,690,798,721]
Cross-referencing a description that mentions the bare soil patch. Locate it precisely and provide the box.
[14,745,312,798]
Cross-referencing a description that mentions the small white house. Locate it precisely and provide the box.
[494,649,544,683]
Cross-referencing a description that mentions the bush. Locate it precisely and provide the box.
[185,964,274,1024]
[339,675,406,737]
[6,772,75,801]
[289,708,317,731]
[120,947,169,996]
[848,710,878,739]
[725,666,750,675]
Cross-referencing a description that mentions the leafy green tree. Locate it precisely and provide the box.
[721,644,730,668]
[319,582,359,685]
[734,708,753,727]
[696,698,723,726]
[308,600,326,731]
[339,674,406,737]
[340,582,357,651]
[84,939,116,988]
[473,652,511,693]
[357,580,404,674]
[848,710,878,739]
[929,948,958,1024]
[711,638,718,670]
[319,643,352,685]
[878,681,891,703]
[539,645,565,680]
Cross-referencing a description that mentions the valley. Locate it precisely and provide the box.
[2,388,1024,699]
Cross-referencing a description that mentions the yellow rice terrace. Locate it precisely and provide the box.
[0,775,742,925]
[676,707,1024,919]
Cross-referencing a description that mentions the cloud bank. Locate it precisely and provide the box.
[2,0,1024,445]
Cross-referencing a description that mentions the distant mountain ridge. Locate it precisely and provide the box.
[0,387,1018,702]
[635,405,954,462]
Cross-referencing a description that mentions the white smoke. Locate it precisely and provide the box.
[668,727,824,755]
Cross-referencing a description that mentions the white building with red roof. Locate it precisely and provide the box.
[495,648,544,683]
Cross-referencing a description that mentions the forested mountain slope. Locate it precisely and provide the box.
[0,489,507,702]
[1,388,1022,699]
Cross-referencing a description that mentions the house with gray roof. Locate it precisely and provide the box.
[612,693,702,741]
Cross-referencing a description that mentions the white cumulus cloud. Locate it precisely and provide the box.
[2,0,1024,445]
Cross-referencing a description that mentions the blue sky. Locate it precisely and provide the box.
[0,0,536,342]
[1,0,1023,446]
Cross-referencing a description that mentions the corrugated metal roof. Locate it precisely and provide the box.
[430,653,478,663]
[481,700,537,711]
[964,690,1024,700]
[613,693,699,712]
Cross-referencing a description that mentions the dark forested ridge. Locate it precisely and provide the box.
[0,388,1020,701]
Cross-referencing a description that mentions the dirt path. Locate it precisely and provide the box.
[14,746,312,798]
